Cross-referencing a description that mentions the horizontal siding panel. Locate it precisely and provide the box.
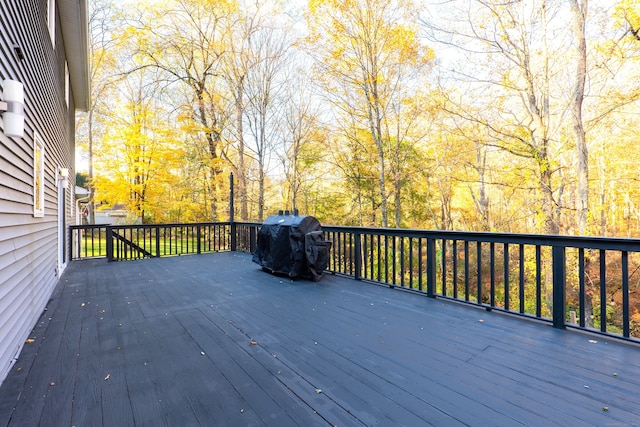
[0,258,56,382]
[0,240,56,291]
[0,133,32,171]
[0,175,32,199]
[0,213,52,228]
[0,186,33,210]
[0,245,18,271]
[0,152,33,183]
[0,219,56,243]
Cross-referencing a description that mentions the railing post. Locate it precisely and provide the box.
[106,225,114,262]
[427,238,436,298]
[197,225,202,254]
[354,231,362,280]
[155,226,161,257]
[552,245,566,329]
[229,173,236,252]
[250,225,257,253]
[69,226,75,261]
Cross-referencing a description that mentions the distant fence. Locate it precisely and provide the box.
[70,222,640,343]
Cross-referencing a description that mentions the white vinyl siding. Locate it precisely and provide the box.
[0,0,85,386]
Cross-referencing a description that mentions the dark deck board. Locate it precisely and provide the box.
[1,252,640,426]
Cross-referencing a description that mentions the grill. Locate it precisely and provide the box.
[252,211,331,281]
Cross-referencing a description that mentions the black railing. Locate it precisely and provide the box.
[322,226,640,342]
[70,223,234,261]
[70,222,640,343]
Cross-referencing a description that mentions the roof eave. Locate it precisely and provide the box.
[58,0,90,111]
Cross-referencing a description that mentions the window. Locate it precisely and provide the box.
[34,134,45,217]
[48,0,56,46]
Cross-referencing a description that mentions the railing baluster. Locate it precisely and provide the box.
[377,234,382,282]
[464,241,470,301]
[441,239,446,296]
[400,237,405,288]
[490,242,495,308]
[384,234,389,283]
[452,240,458,299]
[535,245,542,317]
[622,251,630,337]
[409,237,414,289]
[504,243,510,311]
[579,248,585,327]
[354,231,362,281]
[477,241,482,305]
[519,244,525,314]
[600,249,607,333]
[392,236,397,286]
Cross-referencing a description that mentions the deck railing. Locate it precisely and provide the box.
[70,223,234,261]
[70,221,640,343]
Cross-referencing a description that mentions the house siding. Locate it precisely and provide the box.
[0,0,85,385]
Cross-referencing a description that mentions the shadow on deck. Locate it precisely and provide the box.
[1,252,639,426]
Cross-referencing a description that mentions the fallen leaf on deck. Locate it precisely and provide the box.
[25,339,35,344]
[104,374,110,381]
[249,340,258,346]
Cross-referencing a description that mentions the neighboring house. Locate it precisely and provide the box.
[0,1,89,386]
[94,203,130,225]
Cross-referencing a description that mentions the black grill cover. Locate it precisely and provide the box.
[252,213,331,281]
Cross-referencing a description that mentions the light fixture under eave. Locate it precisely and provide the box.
[58,167,69,189]
[1,79,25,138]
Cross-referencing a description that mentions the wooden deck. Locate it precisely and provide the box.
[1,252,639,426]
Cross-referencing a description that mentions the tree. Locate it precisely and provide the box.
[93,70,183,223]
[243,13,292,221]
[126,0,238,220]
[279,72,327,215]
[424,0,571,234]
[76,0,120,224]
[305,0,434,227]
[569,0,588,235]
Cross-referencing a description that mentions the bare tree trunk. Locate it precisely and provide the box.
[235,79,249,221]
[88,107,95,225]
[570,0,589,236]
[540,158,560,235]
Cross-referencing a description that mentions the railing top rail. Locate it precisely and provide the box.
[70,221,640,251]
[322,225,640,251]
[70,222,233,230]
